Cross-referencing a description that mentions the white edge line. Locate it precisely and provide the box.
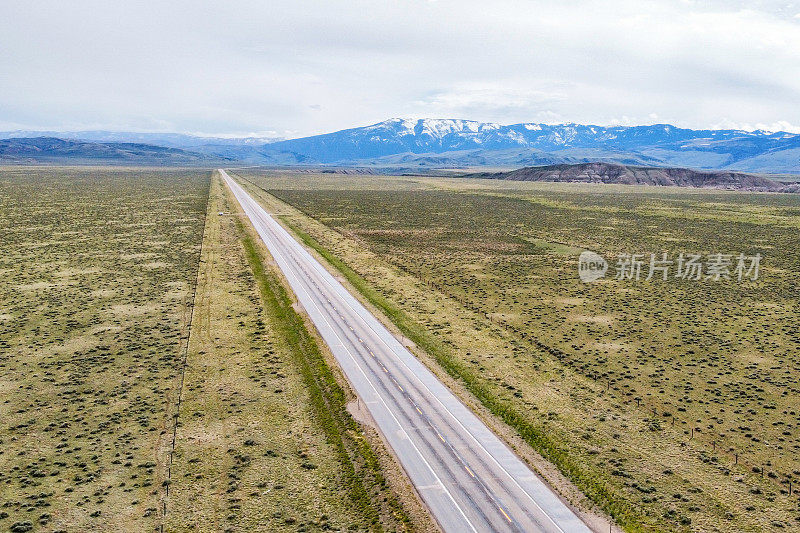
[245,172,577,532]
[222,170,479,533]
[327,274,572,532]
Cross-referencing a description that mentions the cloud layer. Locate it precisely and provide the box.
[1,0,799,136]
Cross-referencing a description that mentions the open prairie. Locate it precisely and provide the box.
[237,169,800,532]
[0,167,209,531]
[0,167,420,533]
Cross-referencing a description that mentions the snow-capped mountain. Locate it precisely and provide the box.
[260,118,800,173]
[3,118,798,172]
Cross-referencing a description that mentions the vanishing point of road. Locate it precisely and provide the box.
[222,169,593,533]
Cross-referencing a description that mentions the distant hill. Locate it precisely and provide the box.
[258,118,800,173]
[464,162,793,191]
[0,137,230,165]
[0,130,281,148]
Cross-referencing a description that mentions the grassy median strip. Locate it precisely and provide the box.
[279,217,644,531]
[234,213,414,532]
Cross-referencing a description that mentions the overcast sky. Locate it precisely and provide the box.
[1,0,799,138]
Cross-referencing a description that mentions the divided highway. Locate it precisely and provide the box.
[221,169,593,533]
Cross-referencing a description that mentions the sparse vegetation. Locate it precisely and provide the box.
[1,168,425,532]
[237,170,800,532]
[0,167,209,530]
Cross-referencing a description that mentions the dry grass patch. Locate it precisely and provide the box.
[0,166,209,532]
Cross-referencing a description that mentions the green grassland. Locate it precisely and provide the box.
[0,167,426,533]
[237,169,800,532]
[0,167,209,531]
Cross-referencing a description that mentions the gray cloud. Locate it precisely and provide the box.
[1,0,799,136]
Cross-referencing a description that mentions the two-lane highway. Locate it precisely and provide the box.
[221,169,593,533]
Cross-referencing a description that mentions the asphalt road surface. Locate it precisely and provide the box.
[222,169,593,533]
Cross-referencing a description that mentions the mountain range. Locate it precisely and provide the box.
[1,118,799,173]
[254,118,800,173]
